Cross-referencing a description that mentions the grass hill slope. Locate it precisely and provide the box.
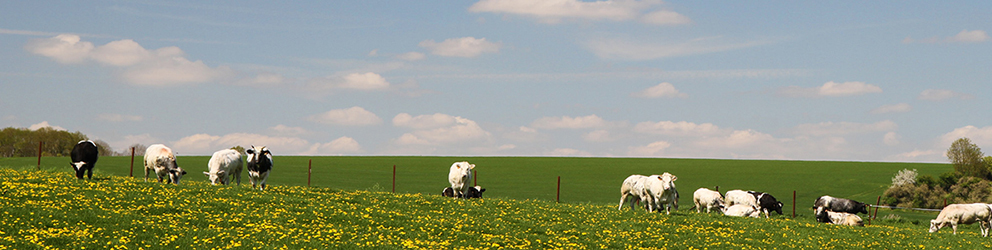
[1,168,988,249]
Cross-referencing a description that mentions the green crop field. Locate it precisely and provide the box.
[0,156,974,249]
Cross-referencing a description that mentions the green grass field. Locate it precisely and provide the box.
[0,156,971,249]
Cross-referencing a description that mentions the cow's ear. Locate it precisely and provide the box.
[469,164,475,170]
[181,170,187,175]
[671,175,677,181]
[203,171,210,176]
[217,170,225,175]
[246,148,254,154]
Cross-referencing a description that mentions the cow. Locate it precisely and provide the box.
[69,140,98,180]
[930,203,992,237]
[245,145,273,190]
[442,187,455,197]
[618,175,652,211]
[644,173,678,214]
[447,161,475,198]
[813,195,869,214]
[203,149,244,185]
[465,186,486,198]
[815,207,864,226]
[144,144,186,184]
[725,190,757,207]
[724,204,761,218]
[748,191,784,218]
[693,188,726,213]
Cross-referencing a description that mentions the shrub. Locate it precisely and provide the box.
[891,168,917,187]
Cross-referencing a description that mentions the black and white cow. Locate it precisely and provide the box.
[69,140,99,179]
[245,145,273,190]
[442,187,455,197]
[747,191,784,218]
[813,195,869,215]
[442,186,486,198]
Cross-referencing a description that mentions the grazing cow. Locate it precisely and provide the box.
[245,145,273,190]
[930,203,992,236]
[644,173,678,214]
[748,191,784,218]
[442,187,455,197]
[465,186,486,198]
[693,188,726,213]
[144,144,186,184]
[203,149,244,185]
[618,175,652,211]
[815,207,864,226]
[725,190,757,207]
[724,204,761,218]
[813,195,869,214]
[69,140,99,180]
[447,161,475,198]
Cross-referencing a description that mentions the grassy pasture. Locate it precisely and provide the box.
[2,156,950,221]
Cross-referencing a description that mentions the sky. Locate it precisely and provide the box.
[1,1,990,162]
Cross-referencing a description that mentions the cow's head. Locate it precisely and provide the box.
[773,202,784,215]
[929,219,944,233]
[69,162,86,179]
[657,172,677,189]
[466,186,486,198]
[450,161,475,180]
[168,162,186,184]
[246,145,273,168]
[203,170,226,185]
[442,187,455,197]
[859,204,870,214]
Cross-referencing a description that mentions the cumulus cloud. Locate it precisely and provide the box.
[393,114,492,146]
[393,113,457,129]
[25,34,236,86]
[306,107,383,126]
[918,89,974,101]
[97,113,143,122]
[632,82,688,98]
[468,0,690,26]
[582,129,613,142]
[585,37,769,60]
[694,129,779,149]
[940,125,992,148]
[531,114,623,129]
[268,125,311,137]
[870,103,911,114]
[903,29,989,44]
[546,148,593,156]
[419,37,501,58]
[884,132,900,146]
[308,137,363,155]
[171,133,313,155]
[633,120,723,136]
[778,81,882,97]
[793,120,897,136]
[628,141,672,156]
[28,121,66,131]
[307,72,392,91]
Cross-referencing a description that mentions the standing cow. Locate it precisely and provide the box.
[245,145,273,190]
[618,175,652,211]
[69,140,99,179]
[693,188,726,213]
[203,149,244,185]
[813,195,869,215]
[645,173,678,214]
[144,144,186,184]
[447,161,475,198]
[930,203,992,236]
[748,191,784,218]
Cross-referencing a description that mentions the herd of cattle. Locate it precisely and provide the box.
[68,141,992,236]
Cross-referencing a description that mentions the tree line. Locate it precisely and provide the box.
[0,127,145,157]
[884,137,992,208]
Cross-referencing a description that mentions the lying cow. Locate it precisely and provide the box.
[246,145,273,190]
[447,161,475,198]
[618,175,652,211]
[724,204,761,218]
[442,186,485,198]
[144,144,186,184]
[693,187,726,213]
[814,195,869,214]
[203,149,244,185]
[645,173,678,214]
[815,207,864,226]
[69,140,99,180]
[930,203,992,237]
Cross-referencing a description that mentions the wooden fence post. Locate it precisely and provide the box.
[129,147,135,177]
[392,165,396,193]
[36,141,43,170]
[792,190,796,218]
[870,196,881,225]
[473,170,477,187]
[557,176,561,203]
[307,159,312,187]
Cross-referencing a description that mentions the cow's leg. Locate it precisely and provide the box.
[86,167,93,180]
[951,222,958,234]
[982,221,990,237]
[235,168,242,185]
[144,167,150,182]
[618,193,629,210]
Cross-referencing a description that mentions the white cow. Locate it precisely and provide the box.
[724,204,761,218]
[203,149,244,185]
[144,144,186,184]
[930,203,992,236]
[693,188,726,213]
[618,175,652,211]
[725,190,757,207]
[815,207,864,226]
[644,173,678,214]
[447,161,475,198]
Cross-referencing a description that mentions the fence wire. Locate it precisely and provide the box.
[868,204,942,212]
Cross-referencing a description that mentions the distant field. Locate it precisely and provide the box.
[1,155,950,221]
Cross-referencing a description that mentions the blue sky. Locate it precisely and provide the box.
[2,1,990,162]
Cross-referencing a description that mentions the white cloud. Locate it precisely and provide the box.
[306,107,383,126]
[918,89,974,101]
[531,114,622,129]
[778,81,882,97]
[393,113,457,129]
[26,34,235,86]
[695,129,779,149]
[171,133,313,155]
[308,137,363,155]
[268,125,310,137]
[628,141,671,156]
[633,120,723,136]
[889,150,941,162]
[632,82,688,98]
[585,37,770,60]
[546,148,593,156]
[904,29,989,44]
[233,72,287,86]
[582,129,613,142]
[97,113,143,122]
[307,72,392,91]
[418,37,501,58]
[468,0,690,26]
[940,125,992,148]
[870,103,911,114]
[884,132,900,146]
[28,121,66,131]
[107,133,160,151]
[396,52,426,61]
[393,115,492,146]
[793,120,897,136]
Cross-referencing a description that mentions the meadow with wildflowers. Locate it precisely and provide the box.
[2,164,991,249]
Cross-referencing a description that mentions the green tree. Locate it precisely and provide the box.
[947,137,987,179]
[230,145,246,155]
